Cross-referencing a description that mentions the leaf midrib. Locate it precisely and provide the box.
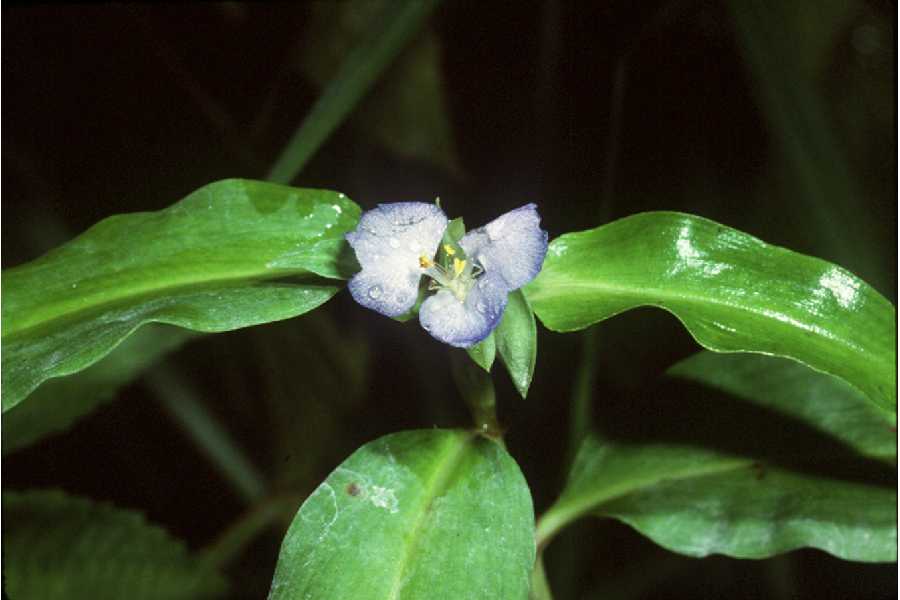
[536,455,752,547]
[3,267,319,340]
[386,432,473,600]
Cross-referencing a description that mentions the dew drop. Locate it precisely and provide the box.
[396,292,408,304]
[475,300,487,314]
[368,285,383,300]
[388,238,400,249]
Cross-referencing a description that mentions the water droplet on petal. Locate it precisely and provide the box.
[475,300,487,314]
[396,292,408,304]
[368,285,383,300]
[389,238,400,249]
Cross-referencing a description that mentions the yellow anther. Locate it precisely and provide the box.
[419,255,433,268]
[453,257,466,277]
[443,244,456,256]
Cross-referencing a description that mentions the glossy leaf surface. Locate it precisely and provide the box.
[3,489,225,599]
[2,179,360,409]
[525,212,896,415]
[537,353,896,562]
[269,429,534,599]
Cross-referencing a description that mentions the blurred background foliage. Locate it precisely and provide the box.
[3,1,895,598]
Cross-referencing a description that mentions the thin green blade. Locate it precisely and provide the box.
[266,0,442,183]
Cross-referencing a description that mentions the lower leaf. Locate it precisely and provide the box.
[269,429,535,599]
[3,489,226,599]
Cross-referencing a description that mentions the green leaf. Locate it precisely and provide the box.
[2,179,360,411]
[269,429,535,599]
[495,289,537,398]
[3,489,225,599]
[3,325,196,454]
[267,0,442,184]
[525,212,897,415]
[466,333,496,371]
[536,353,896,563]
[668,352,896,458]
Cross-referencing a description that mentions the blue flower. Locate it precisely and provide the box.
[346,202,548,348]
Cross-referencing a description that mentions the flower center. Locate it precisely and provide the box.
[420,244,481,302]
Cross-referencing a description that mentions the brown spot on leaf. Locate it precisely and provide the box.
[346,483,360,496]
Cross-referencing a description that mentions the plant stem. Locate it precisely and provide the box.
[529,552,555,600]
[200,493,304,569]
[450,350,502,438]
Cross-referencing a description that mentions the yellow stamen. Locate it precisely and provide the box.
[453,257,466,277]
[419,255,433,268]
[443,244,456,256]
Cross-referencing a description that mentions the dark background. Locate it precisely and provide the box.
[3,2,897,599]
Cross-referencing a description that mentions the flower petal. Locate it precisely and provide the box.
[347,263,420,317]
[346,202,447,317]
[459,204,548,291]
[418,274,508,348]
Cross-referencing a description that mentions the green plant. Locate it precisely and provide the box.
[3,2,895,599]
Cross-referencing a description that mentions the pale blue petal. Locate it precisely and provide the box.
[346,202,447,317]
[418,274,508,348]
[347,264,420,317]
[459,204,548,291]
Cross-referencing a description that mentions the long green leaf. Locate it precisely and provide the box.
[266,0,442,183]
[269,429,535,599]
[3,489,225,599]
[2,179,360,410]
[669,352,896,460]
[536,353,896,562]
[525,212,896,415]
